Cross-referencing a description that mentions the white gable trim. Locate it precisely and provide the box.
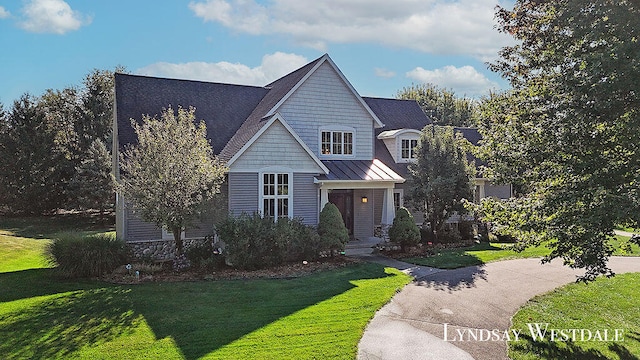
[227,113,330,174]
[265,54,385,129]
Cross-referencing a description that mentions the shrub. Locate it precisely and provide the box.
[185,239,226,270]
[388,207,420,250]
[436,225,462,244]
[317,203,349,255]
[216,213,320,270]
[47,232,129,278]
[458,220,475,240]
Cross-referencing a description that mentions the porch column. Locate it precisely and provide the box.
[319,187,329,212]
[381,187,395,225]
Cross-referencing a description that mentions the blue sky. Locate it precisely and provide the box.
[0,0,515,105]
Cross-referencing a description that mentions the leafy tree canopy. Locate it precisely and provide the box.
[408,125,475,238]
[119,106,228,253]
[397,83,478,127]
[477,0,640,281]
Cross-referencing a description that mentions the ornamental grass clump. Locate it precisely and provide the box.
[47,232,129,278]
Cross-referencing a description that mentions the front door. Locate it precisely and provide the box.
[328,190,354,237]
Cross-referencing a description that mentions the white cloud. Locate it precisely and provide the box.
[406,65,499,97]
[19,0,91,34]
[374,68,396,79]
[0,6,10,19]
[188,0,515,60]
[137,52,309,86]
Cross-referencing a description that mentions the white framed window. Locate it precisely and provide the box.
[393,189,404,210]
[401,139,418,160]
[259,172,293,219]
[320,128,355,156]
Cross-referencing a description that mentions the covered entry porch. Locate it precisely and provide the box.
[315,159,405,240]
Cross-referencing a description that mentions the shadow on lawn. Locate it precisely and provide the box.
[0,286,136,359]
[510,333,639,360]
[1,263,394,360]
[130,263,394,360]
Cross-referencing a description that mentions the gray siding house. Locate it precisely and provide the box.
[113,54,510,243]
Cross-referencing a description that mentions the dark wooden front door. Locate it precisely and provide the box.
[328,190,354,236]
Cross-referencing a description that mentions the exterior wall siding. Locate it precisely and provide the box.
[278,62,375,160]
[231,120,323,173]
[293,173,319,225]
[485,183,512,200]
[353,189,374,240]
[228,172,259,215]
[125,206,162,241]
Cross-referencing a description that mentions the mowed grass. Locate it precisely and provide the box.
[509,273,640,360]
[404,236,639,270]
[0,216,411,360]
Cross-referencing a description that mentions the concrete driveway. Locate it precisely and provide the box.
[357,256,640,360]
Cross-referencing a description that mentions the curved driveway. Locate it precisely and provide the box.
[357,256,640,360]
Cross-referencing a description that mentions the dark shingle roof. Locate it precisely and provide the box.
[218,55,325,161]
[115,73,268,154]
[454,127,482,146]
[363,97,432,135]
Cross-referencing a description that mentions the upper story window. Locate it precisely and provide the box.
[320,129,354,156]
[401,139,418,160]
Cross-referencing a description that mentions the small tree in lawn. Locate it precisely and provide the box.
[317,202,349,255]
[388,207,420,251]
[119,106,227,254]
[408,125,474,241]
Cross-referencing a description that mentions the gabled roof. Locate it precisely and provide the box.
[227,113,329,173]
[115,73,268,154]
[219,54,384,161]
[364,97,432,134]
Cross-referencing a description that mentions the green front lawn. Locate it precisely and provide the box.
[404,236,639,270]
[0,217,411,360]
[509,273,640,359]
[403,242,551,269]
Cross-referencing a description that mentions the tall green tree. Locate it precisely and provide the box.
[478,0,640,280]
[119,106,227,253]
[0,94,62,213]
[69,138,115,215]
[408,125,475,239]
[397,84,478,127]
[77,68,121,153]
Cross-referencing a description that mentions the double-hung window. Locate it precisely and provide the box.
[321,130,353,156]
[401,139,418,160]
[261,173,292,219]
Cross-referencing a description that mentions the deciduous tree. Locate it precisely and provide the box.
[397,84,478,127]
[477,0,640,281]
[119,106,227,253]
[408,125,474,239]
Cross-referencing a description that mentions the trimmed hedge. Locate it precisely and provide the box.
[47,232,129,278]
[216,213,322,270]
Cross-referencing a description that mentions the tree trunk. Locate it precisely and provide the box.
[173,228,183,255]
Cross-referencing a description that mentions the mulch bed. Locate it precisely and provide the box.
[378,240,477,260]
[101,256,362,284]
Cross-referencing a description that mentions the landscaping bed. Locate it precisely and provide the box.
[101,256,361,284]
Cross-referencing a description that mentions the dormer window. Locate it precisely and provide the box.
[320,128,355,156]
[401,139,418,160]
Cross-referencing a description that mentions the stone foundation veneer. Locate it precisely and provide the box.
[374,224,391,241]
[127,238,209,261]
